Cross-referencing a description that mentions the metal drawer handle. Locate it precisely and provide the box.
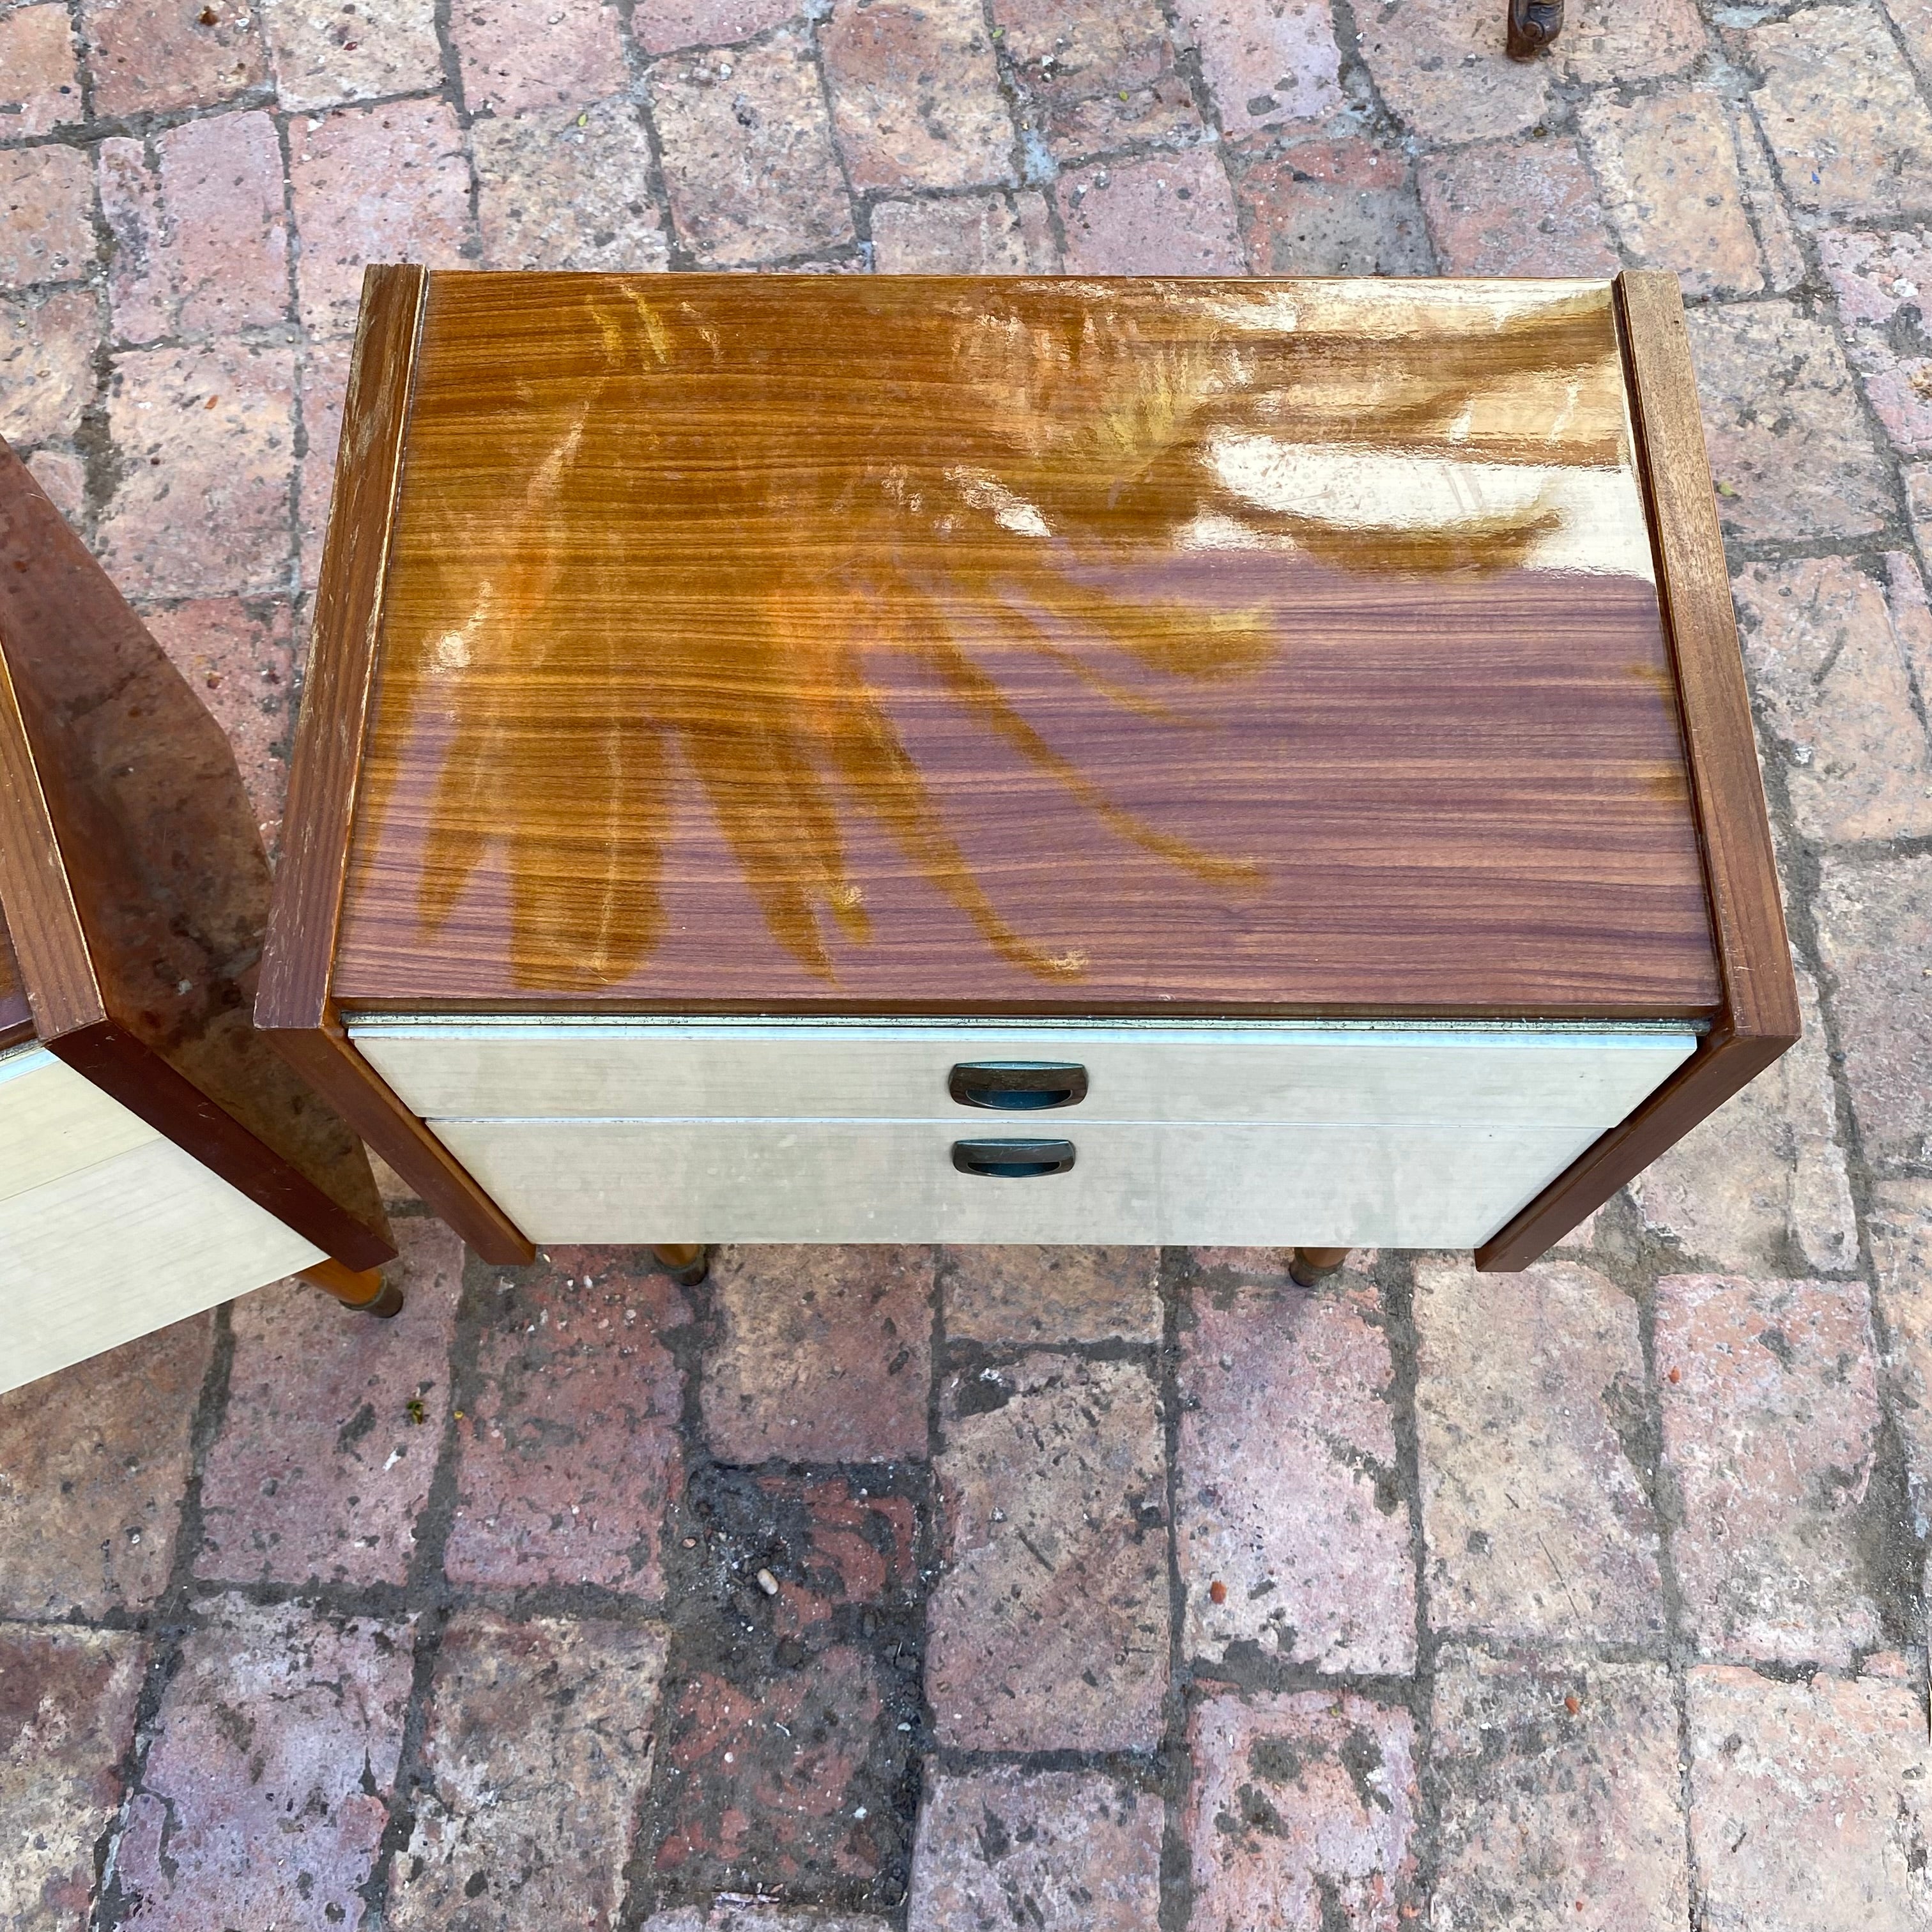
[948,1062,1089,1111]
[951,1137,1077,1178]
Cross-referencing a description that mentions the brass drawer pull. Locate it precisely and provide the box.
[947,1062,1089,1111]
[951,1138,1077,1178]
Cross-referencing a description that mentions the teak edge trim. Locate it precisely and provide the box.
[257,263,535,1264]
[1475,270,1800,1271]
[0,646,105,1038]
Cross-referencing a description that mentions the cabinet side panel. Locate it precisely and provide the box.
[0,438,392,1264]
[259,264,427,1032]
[1476,273,1800,1271]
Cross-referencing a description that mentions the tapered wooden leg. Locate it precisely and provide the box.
[1290,1246,1350,1287]
[653,1243,710,1287]
[301,1255,405,1317]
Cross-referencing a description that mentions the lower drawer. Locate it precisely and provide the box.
[425,1116,1611,1246]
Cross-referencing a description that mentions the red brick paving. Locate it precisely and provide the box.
[4,0,1932,1915]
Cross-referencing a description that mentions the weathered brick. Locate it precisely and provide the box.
[1231,135,1431,275]
[703,1245,931,1463]
[1872,1179,1932,1526]
[942,1245,1157,1343]
[0,144,93,291]
[1686,1665,1932,1929]
[100,136,166,343]
[100,336,296,599]
[26,445,86,524]
[908,1767,1163,1930]
[389,1612,670,1929]
[1418,135,1619,277]
[1579,89,1763,300]
[455,0,629,114]
[1745,5,1932,222]
[142,595,300,845]
[1889,0,1932,73]
[1181,0,1342,139]
[995,0,1204,162]
[1686,300,1892,544]
[446,1248,687,1593]
[111,1598,412,1927]
[1056,146,1245,273]
[1731,554,1932,843]
[1433,1650,1690,1931]
[100,111,290,347]
[474,102,671,272]
[641,1914,894,1931]
[1560,0,1705,84]
[261,0,442,110]
[1730,102,1805,293]
[1630,963,1855,1276]
[871,190,1058,271]
[1188,1690,1420,1929]
[634,0,791,52]
[1814,851,1932,1173]
[1657,1275,1882,1666]
[148,110,289,335]
[1,286,96,447]
[1358,0,1548,146]
[928,1354,1167,1751]
[1820,226,1932,457]
[0,1625,146,1929]
[1180,1257,1414,1675]
[1910,459,1932,553]
[650,31,856,266]
[82,0,268,116]
[821,0,1015,194]
[651,1643,909,1906]
[0,1314,210,1618]
[289,97,473,341]
[671,1464,921,1680]
[0,4,80,137]
[194,1224,461,1587]
[1415,1258,1664,1644]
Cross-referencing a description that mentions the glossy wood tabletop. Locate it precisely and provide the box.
[334,274,1719,1016]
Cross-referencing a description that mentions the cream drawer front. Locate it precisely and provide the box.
[424,1117,1611,1248]
[0,1046,160,1204]
[1,1135,323,1395]
[352,1021,1696,1127]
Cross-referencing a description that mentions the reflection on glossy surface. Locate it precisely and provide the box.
[341,275,1712,1013]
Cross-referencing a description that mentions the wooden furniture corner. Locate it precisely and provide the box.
[1473,272,1798,1270]
[0,436,398,1335]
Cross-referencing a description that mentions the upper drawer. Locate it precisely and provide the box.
[347,1019,1698,1127]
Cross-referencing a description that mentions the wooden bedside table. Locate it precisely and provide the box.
[260,268,1797,1279]
[0,443,396,1393]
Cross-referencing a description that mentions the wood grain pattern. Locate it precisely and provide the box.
[0,914,31,1052]
[327,272,1719,1018]
[0,434,393,1270]
[1475,272,1800,1271]
[249,266,500,1251]
[259,263,427,1034]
